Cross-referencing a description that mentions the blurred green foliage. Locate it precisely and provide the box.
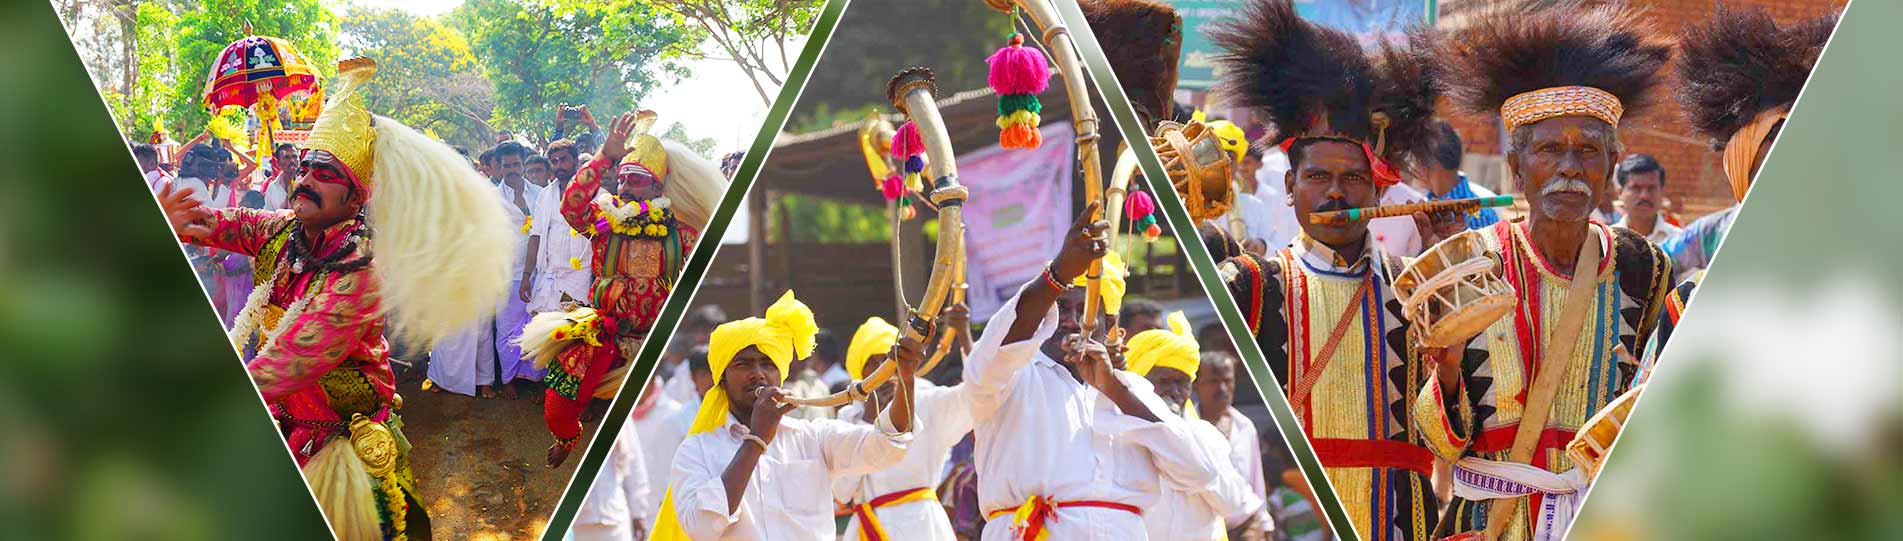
[0,3,329,539]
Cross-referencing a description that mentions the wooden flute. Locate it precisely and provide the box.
[1310,195,1515,224]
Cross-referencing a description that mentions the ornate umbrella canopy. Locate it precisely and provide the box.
[202,32,320,110]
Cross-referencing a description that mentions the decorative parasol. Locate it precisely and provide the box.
[202,22,322,165]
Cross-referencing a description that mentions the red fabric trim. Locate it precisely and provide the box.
[1310,438,1436,476]
[851,487,934,541]
[984,499,1143,541]
[1471,425,1578,455]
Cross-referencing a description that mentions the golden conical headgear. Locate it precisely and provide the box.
[303,57,378,193]
[617,110,669,183]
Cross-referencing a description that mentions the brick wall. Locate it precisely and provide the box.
[1442,0,1847,219]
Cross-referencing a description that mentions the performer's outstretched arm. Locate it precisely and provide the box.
[160,183,289,257]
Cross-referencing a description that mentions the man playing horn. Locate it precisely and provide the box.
[1210,2,1457,538]
[157,57,517,540]
[1125,311,1266,540]
[1415,3,1675,539]
[831,311,975,541]
[966,201,1230,540]
[647,291,921,540]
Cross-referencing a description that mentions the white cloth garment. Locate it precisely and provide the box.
[263,176,293,210]
[426,314,495,396]
[575,420,653,540]
[1216,407,1275,535]
[529,181,597,312]
[1141,419,1267,541]
[1368,182,1427,257]
[833,380,974,541]
[634,394,693,518]
[669,406,912,540]
[1612,214,1683,245]
[1255,149,1301,252]
[963,283,1229,541]
[663,361,703,406]
[1450,457,1589,541]
[1211,192,1279,248]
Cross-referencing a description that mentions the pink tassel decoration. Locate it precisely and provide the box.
[987,34,1051,95]
[1125,190,1155,219]
[890,121,925,160]
[881,174,905,201]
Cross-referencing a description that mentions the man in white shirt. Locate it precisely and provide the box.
[965,202,1228,540]
[491,141,545,396]
[1253,147,1302,253]
[263,143,300,210]
[574,417,652,540]
[1367,181,1428,257]
[637,346,713,510]
[526,139,597,315]
[1611,154,1682,245]
[134,143,170,192]
[1196,351,1274,539]
[1124,312,1266,540]
[833,315,975,541]
[652,291,918,540]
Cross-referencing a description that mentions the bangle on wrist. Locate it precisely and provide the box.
[742,434,769,451]
[1040,266,1070,295]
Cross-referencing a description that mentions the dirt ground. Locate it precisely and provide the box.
[399,377,600,541]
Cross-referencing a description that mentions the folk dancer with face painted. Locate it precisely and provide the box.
[1646,5,1839,373]
[524,111,724,468]
[1414,4,1676,540]
[831,311,976,541]
[646,291,921,540]
[157,57,516,540]
[1209,3,1457,538]
[963,201,1230,541]
[1125,312,1267,540]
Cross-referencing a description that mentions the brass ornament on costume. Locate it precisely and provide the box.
[348,413,400,478]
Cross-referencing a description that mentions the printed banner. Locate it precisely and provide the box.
[1171,0,1433,90]
[961,123,1074,321]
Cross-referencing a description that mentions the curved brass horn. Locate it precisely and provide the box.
[986,0,1113,340]
[778,68,968,408]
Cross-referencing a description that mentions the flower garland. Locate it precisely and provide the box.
[228,256,317,356]
[594,196,675,238]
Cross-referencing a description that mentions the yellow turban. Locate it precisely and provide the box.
[653,290,818,541]
[1073,251,1128,315]
[1207,120,1249,164]
[845,316,900,381]
[1126,311,1200,380]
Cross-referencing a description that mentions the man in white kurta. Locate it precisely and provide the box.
[962,207,1231,540]
[1198,351,1274,538]
[655,291,918,541]
[1125,312,1266,540]
[574,418,652,540]
[831,317,975,541]
[526,150,597,314]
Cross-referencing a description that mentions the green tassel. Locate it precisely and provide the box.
[996,94,1043,116]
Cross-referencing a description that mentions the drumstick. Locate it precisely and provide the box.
[1310,195,1515,224]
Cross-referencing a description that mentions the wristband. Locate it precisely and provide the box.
[1040,266,1070,295]
[742,434,769,451]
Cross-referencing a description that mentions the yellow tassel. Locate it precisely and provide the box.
[570,257,582,270]
[522,215,533,235]
[995,110,1041,129]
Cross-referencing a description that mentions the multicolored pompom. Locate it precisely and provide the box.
[1125,190,1161,242]
[987,33,1050,149]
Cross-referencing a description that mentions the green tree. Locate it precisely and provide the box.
[339,7,495,150]
[642,0,823,105]
[787,0,1012,131]
[448,0,697,142]
[661,120,718,158]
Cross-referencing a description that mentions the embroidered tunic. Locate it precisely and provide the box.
[1411,221,1670,541]
[1222,236,1444,541]
[191,207,423,540]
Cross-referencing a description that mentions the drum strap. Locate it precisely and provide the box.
[1483,225,1602,540]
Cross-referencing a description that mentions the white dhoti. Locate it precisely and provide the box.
[532,268,594,313]
[1450,457,1589,541]
[428,315,496,396]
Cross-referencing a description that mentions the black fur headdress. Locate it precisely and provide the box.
[1676,3,1839,147]
[1208,0,1439,170]
[1439,0,1670,127]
